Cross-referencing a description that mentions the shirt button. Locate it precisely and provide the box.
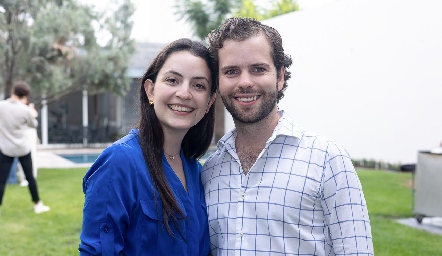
[101,224,110,233]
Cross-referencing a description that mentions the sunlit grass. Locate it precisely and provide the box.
[0,168,440,255]
[358,169,442,255]
[0,168,87,255]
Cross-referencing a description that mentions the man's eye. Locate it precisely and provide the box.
[252,67,265,73]
[224,70,238,76]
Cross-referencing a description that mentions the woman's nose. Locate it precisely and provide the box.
[176,83,192,99]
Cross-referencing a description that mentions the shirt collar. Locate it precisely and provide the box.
[217,110,305,152]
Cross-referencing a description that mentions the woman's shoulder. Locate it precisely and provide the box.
[84,130,143,181]
[112,129,140,147]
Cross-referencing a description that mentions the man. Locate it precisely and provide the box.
[201,17,373,255]
[0,81,50,214]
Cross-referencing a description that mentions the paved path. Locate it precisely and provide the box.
[397,217,442,236]
[36,147,105,169]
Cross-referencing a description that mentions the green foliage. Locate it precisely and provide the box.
[176,0,299,40]
[264,0,298,19]
[175,0,239,40]
[0,0,135,103]
[352,158,402,171]
[234,0,299,21]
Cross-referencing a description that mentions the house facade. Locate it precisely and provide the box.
[38,41,225,145]
[37,42,166,145]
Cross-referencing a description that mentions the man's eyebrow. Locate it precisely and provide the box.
[221,63,271,70]
[251,63,271,68]
[220,65,238,71]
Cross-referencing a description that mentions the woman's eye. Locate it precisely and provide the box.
[193,83,207,90]
[165,78,178,84]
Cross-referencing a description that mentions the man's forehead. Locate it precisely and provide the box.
[218,36,273,67]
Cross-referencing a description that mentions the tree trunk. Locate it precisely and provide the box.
[3,10,16,99]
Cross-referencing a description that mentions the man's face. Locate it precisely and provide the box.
[217,34,284,124]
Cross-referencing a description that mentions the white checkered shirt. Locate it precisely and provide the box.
[201,111,374,256]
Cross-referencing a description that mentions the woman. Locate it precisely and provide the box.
[79,38,216,255]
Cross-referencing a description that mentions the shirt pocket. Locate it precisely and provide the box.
[139,199,186,254]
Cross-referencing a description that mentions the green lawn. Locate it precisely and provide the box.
[0,168,440,255]
[0,168,87,255]
[358,170,442,255]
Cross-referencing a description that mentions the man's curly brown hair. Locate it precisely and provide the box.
[207,17,293,102]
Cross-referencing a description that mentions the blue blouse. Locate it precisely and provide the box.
[79,129,210,255]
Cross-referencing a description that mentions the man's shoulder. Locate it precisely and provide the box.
[0,99,28,116]
[0,99,11,107]
[278,112,348,153]
[202,147,228,171]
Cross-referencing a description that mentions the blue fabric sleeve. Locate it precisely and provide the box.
[79,145,137,255]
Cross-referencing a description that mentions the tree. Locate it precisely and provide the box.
[0,0,135,103]
[175,0,240,40]
[261,0,299,19]
[176,0,299,40]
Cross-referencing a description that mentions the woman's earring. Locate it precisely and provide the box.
[149,99,154,106]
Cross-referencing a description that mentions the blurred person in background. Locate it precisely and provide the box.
[16,106,39,187]
[0,81,50,215]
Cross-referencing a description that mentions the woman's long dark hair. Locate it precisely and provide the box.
[137,38,216,235]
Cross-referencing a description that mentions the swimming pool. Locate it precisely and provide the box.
[58,154,100,164]
[59,149,216,164]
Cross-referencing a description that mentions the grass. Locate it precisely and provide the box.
[0,168,88,255]
[358,169,442,255]
[0,168,441,255]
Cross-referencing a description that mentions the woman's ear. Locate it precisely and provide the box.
[144,79,155,101]
[206,93,217,113]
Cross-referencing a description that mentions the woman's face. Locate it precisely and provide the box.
[144,51,216,136]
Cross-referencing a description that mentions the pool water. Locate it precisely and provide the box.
[59,154,100,164]
[59,149,216,164]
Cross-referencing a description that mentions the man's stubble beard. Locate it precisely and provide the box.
[220,85,278,124]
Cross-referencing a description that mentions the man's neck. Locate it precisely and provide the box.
[234,109,281,174]
[10,95,26,103]
[234,109,280,149]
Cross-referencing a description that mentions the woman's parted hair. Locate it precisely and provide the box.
[208,17,292,102]
[137,38,216,235]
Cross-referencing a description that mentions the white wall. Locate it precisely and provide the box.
[226,0,442,164]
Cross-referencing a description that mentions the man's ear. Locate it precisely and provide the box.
[206,93,217,113]
[277,67,285,91]
[144,79,155,100]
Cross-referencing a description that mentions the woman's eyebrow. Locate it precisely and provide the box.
[164,70,183,77]
[192,76,210,83]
